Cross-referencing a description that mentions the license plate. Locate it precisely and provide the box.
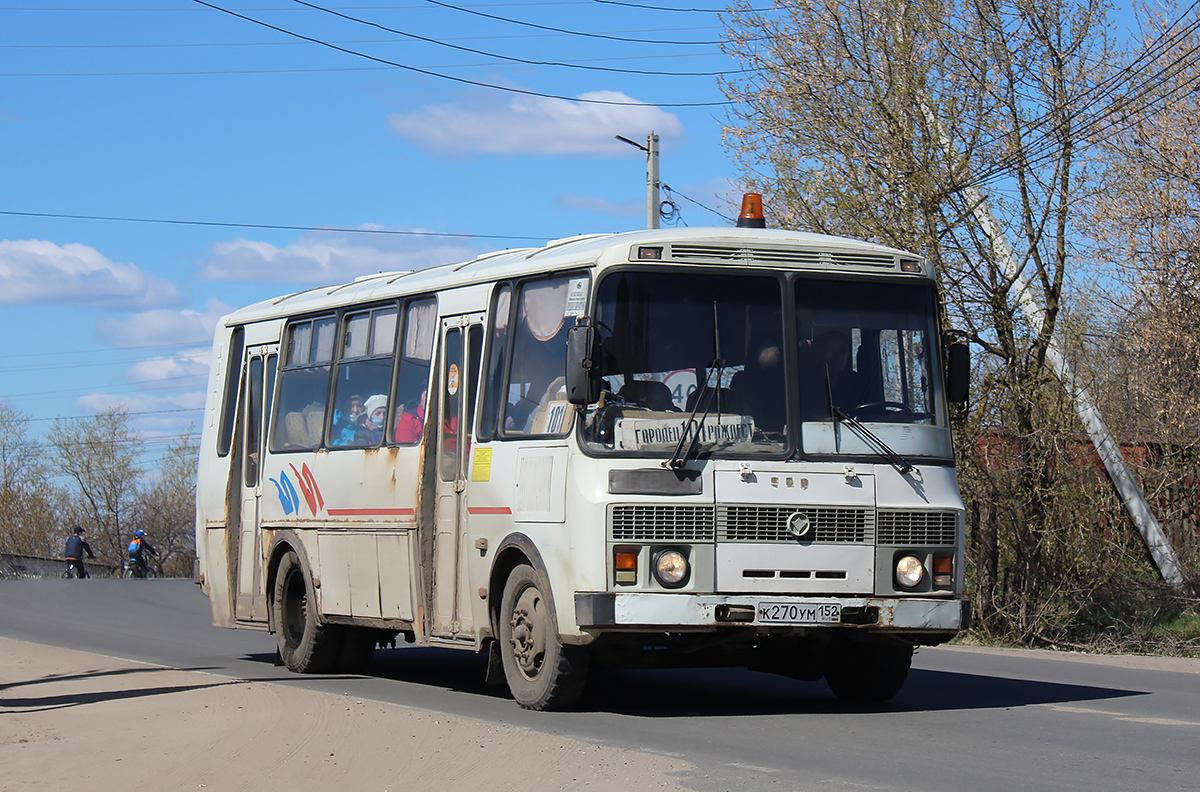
[757,601,842,624]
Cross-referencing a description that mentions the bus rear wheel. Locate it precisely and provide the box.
[823,637,913,704]
[498,563,589,711]
[273,550,340,673]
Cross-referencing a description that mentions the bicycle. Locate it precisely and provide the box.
[123,559,155,579]
[63,559,89,579]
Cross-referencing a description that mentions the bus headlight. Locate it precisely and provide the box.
[895,555,925,589]
[653,549,689,588]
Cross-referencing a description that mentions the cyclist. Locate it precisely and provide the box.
[127,529,158,578]
[63,526,95,579]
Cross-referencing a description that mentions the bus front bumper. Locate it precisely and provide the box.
[575,592,969,632]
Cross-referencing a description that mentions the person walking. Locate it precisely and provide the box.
[63,526,95,579]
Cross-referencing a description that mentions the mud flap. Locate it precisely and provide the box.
[484,639,506,685]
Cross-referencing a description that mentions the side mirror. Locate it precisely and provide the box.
[566,322,601,405]
[947,342,970,404]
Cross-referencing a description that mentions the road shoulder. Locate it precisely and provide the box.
[0,636,693,791]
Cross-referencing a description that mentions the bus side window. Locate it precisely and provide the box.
[330,306,398,448]
[271,315,336,451]
[391,298,436,445]
[478,284,511,440]
[503,275,580,436]
[216,326,244,457]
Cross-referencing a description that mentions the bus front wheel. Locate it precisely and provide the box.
[498,563,589,711]
[822,637,913,704]
[273,550,340,673]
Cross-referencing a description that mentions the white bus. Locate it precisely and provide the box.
[196,201,971,710]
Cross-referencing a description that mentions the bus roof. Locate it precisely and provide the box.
[219,226,923,327]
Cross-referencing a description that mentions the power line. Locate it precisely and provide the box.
[661,184,730,222]
[192,0,732,107]
[289,0,741,76]
[23,407,203,424]
[591,0,750,12]
[0,209,547,242]
[419,0,729,44]
[960,2,1200,190]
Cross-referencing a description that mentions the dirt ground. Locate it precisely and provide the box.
[0,636,694,791]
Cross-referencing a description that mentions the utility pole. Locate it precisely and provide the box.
[919,100,1186,586]
[616,132,660,229]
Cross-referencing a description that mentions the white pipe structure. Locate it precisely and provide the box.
[922,104,1186,585]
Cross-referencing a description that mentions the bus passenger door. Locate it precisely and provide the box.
[235,346,277,623]
[432,315,483,637]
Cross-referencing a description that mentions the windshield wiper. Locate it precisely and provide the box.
[826,368,913,475]
[665,364,722,469]
[665,302,724,470]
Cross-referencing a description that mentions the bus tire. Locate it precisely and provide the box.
[823,637,913,704]
[273,550,341,674]
[498,563,589,711]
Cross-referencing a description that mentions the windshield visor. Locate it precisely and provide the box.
[581,270,787,457]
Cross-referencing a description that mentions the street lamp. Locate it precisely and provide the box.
[616,132,660,230]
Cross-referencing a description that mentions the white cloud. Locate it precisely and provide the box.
[98,299,232,348]
[74,390,205,440]
[196,227,484,284]
[76,389,205,414]
[0,239,180,308]
[123,347,211,389]
[388,91,685,156]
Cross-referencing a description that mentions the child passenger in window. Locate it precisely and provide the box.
[394,390,427,444]
[354,394,388,445]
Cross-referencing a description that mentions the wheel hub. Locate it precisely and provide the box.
[508,587,546,678]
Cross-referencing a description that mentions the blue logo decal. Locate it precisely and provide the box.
[270,470,301,515]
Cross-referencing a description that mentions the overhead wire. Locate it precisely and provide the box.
[419,0,731,44]
[591,0,766,12]
[288,0,742,76]
[661,184,731,222]
[0,209,549,242]
[957,2,1200,190]
[191,0,732,106]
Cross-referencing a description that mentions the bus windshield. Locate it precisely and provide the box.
[579,270,952,461]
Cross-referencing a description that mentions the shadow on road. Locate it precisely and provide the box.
[241,644,1140,718]
[0,665,246,715]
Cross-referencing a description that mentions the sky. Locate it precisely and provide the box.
[0,0,745,470]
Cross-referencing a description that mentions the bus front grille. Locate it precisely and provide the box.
[876,510,958,545]
[717,506,873,543]
[608,505,958,546]
[609,505,715,541]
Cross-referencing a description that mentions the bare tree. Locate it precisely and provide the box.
[1084,0,1200,576]
[0,404,58,557]
[719,0,1161,640]
[49,408,144,565]
[132,429,199,577]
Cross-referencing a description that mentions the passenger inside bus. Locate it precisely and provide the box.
[330,393,364,446]
[353,394,388,445]
[394,389,427,443]
[729,338,785,432]
[800,329,870,418]
[617,379,677,412]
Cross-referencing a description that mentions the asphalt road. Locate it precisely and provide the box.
[2,578,1197,791]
